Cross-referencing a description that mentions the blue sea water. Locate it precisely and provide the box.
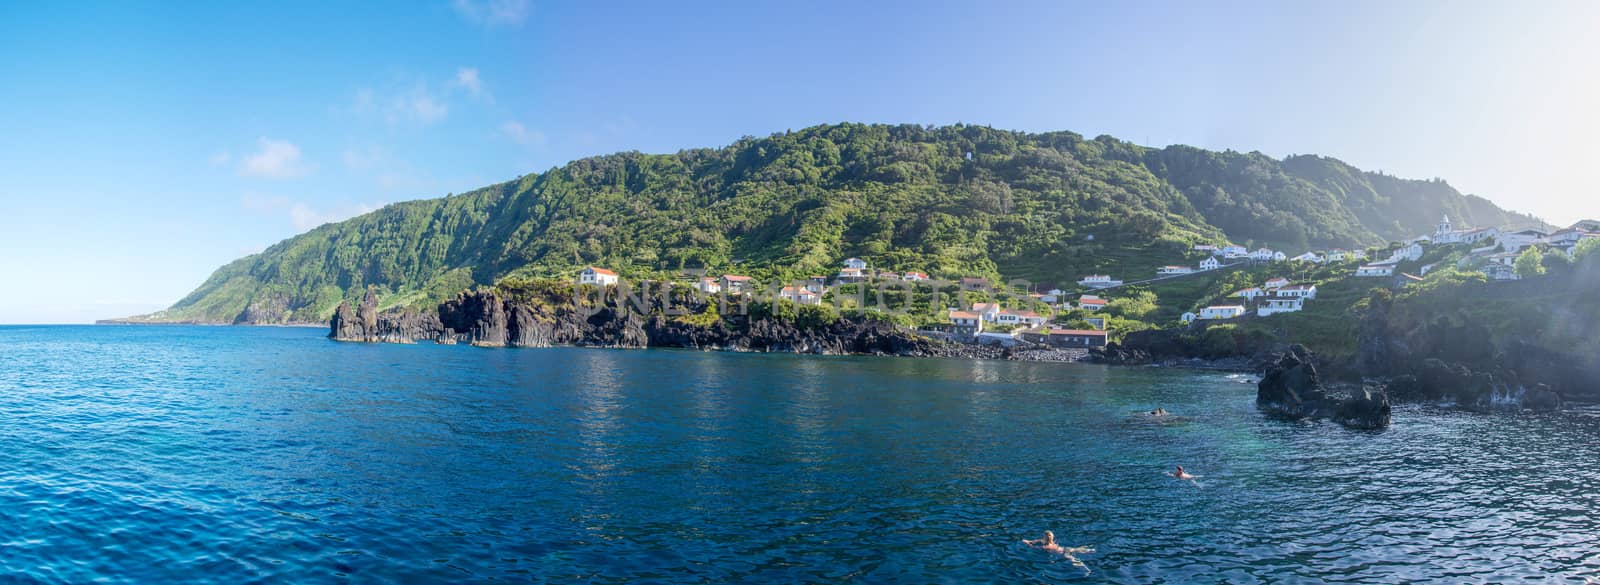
[1,325,1598,583]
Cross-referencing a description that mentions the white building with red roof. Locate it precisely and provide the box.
[578,267,619,287]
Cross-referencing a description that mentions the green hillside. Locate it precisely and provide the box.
[131,123,1535,324]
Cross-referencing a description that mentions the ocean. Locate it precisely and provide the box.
[1,325,1596,582]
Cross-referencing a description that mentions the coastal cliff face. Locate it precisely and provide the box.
[1256,345,1391,429]
[328,288,1082,361]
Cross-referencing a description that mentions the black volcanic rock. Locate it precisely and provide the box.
[1257,345,1390,429]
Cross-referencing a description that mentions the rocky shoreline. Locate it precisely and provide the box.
[329,289,1092,363]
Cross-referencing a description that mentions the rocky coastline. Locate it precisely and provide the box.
[329,289,1091,363]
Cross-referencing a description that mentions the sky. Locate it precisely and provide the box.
[1,0,1597,324]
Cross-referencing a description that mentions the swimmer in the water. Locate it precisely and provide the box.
[1023,530,1065,554]
[1169,465,1202,484]
[1149,408,1168,416]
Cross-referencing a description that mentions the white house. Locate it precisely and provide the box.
[578,267,619,287]
[1481,263,1519,281]
[970,302,1003,322]
[1233,287,1267,301]
[837,267,867,283]
[1251,248,1279,261]
[1350,249,1369,261]
[1222,245,1249,259]
[1327,249,1349,263]
[806,276,828,294]
[1078,275,1123,288]
[1199,257,1221,271]
[1355,265,1395,277]
[902,271,929,281]
[1500,228,1549,253]
[1291,252,1324,263]
[779,286,821,305]
[1077,297,1107,312]
[1180,312,1198,324]
[1400,242,1426,262]
[1545,229,1591,248]
[948,310,984,335]
[996,309,1047,327]
[720,275,754,294]
[1257,296,1305,317]
[1199,305,1246,320]
[843,257,868,270]
[1485,251,1520,267]
[1157,265,1195,276]
[1194,244,1218,253]
[1264,277,1291,290]
[695,277,722,294]
[1276,284,1318,299]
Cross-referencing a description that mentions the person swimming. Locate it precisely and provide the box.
[1023,530,1065,554]
[1172,465,1194,480]
[1149,408,1168,416]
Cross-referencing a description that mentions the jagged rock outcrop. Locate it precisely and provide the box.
[330,289,1061,360]
[1256,345,1391,429]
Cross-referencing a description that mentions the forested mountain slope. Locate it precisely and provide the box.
[127,123,1535,324]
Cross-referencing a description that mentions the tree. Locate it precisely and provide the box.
[1573,237,1600,261]
[1514,246,1545,279]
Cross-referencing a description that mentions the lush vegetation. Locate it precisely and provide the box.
[138,123,1534,324]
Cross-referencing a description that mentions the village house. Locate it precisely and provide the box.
[1045,329,1108,348]
[1157,265,1195,276]
[806,276,828,294]
[720,274,754,294]
[1077,297,1107,312]
[1222,245,1249,259]
[1481,263,1519,281]
[842,257,868,270]
[969,302,1003,322]
[1499,228,1549,253]
[1199,305,1247,320]
[1485,252,1520,267]
[578,266,619,287]
[1257,296,1304,317]
[694,277,721,294]
[1355,265,1394,277]
[836,267,867,283]
[877,271,901,280]
[1232,287,1267,301]
[1250,248,1281,262]
[1291,252,1324,263]
[1276,284,1318,299]
[1039,288,1065,304]
[1078,274,1123,288]
[903,271,929,282]
[995,309,1047,327]
[1327,249,1349,263]
[1264,277,1290,290]
[1545,228,1593,248]
[1180,312,1198,324]
[1350,249,1369,260]
[1194,244,1218,253]
[947,310,984,336]
[1199,257,1222,271]
[779,286,821,305]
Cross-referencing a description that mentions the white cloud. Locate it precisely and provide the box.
[241,193,382,232]
[452,67,487,99]
[239,138,312,179]
[343,84,450,126]
[500,120,546,146]
[289,202,385,231]
[453,0,530,26]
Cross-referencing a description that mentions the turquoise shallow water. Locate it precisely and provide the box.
[1,325,1598,583]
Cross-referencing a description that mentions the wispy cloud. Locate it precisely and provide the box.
[239,138,312,179]
[241,192,383,232]
[342,84,449,127]
[500,120,546,146]
[453,0,530,26]
[452,67,488,100]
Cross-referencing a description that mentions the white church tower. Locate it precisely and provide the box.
[1436,213,1452,238]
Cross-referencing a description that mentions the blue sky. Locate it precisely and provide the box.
[2,0,1597,323]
